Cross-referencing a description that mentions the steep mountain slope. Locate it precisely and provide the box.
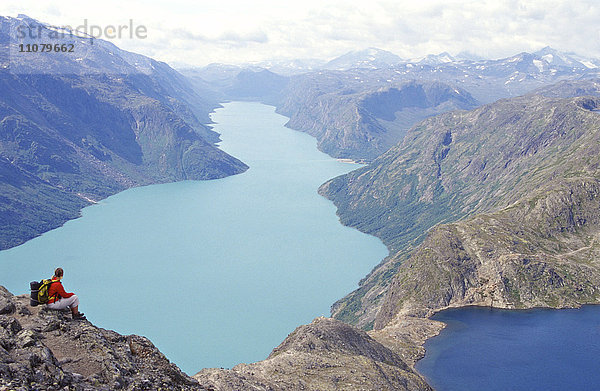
[278,79,478,161]
[0,286,206,390]
[321,93,600,328]
[0,16,248,249]
[275,48,600,162]
[194,317,432,391]
[0,156,89,249]
[375,177,600,328]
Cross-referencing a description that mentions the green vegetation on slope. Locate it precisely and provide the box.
[376,177,600,328]
[321,94,600,328]
[0,16,248,249]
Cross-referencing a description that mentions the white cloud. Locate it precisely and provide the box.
[2,0,600,66]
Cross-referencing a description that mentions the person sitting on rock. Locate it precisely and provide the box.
[47,267,86,320]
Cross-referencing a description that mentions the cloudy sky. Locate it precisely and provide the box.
[2,0,600,67]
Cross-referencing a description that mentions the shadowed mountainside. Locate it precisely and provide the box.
[0,16,248,249]
[278,79,478,161]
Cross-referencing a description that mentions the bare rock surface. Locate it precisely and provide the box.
[0,286,204,391]
[194,317,432,391]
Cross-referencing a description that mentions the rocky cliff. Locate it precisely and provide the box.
[0,284,432,391]
[193,317,432,391]
[278,78,478,161]
[0,286,205,390]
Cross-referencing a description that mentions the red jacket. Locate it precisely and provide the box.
[47,277,74,303]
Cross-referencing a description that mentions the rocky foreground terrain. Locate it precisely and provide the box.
[0,285,433,391]
[194,317,432,391]
[0,286,205,390]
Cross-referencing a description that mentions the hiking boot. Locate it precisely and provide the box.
[73,313,86,320]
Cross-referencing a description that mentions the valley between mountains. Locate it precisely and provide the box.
[193,86,600,390]
[2,14,600,391]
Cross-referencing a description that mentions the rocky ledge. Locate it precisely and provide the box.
[194,317,432,391]
[0,286,205,391]
[1,285,432,391]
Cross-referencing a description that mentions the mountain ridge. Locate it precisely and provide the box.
[271,46,600,162]
[277,78,479,161]
[321,92,600,329]
[178,46,600,163]
[0,285,207,390]
[0,15,248,249]
[193,317,433,391]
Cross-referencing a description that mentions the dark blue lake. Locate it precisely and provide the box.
[415,306,600,391]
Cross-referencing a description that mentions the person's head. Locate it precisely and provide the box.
[54,267,64,279]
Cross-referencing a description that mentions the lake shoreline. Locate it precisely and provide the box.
[376,300,600,371]
[1,101,388,374]
[412,304,600,390]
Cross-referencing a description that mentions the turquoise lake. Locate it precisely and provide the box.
[0,102,388,374]
[415,306,600,390]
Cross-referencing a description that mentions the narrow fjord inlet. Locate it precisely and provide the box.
[3,4,600,390]
[0,102,388,373]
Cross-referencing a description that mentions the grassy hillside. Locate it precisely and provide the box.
[321,94,600,328]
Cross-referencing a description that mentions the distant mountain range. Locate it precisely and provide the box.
[322,47,404,71]
[180,66,288,106]
[0,15,248,249]
[276,47,600,160]
[4,14,600,391]
[183,46,600,162]
[232,45,600,73]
